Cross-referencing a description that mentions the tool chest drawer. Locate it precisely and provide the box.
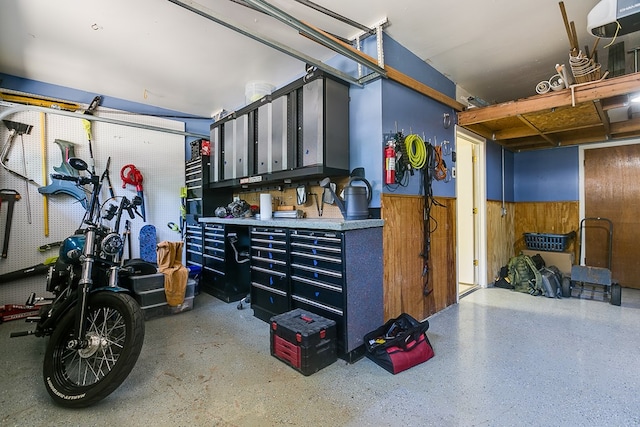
[185,157,204,200]
[185,224,203,267]
[251,267,288,293]
[290,262,343,287]
[289,230,343,253]
[250,226,290,320]
[290,274,343,308]
[251,230,288,263]
[251,282,289,322]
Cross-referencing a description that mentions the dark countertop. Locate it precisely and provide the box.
[199,216,383,231]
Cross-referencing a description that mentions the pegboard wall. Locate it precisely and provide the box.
[0,105,185,304]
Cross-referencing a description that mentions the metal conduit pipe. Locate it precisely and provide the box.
[167,0,361,87]
[0,103,210,139]
[242,0,388,78]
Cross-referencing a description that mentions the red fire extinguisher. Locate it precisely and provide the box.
[384,143,396,185]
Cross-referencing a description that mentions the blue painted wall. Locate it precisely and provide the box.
[348,80,383,207]
[486,139,515,202]
[343,34,457,199]
[513,146,579,201]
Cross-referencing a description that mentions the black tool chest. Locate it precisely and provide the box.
[201,224,251,302]
[247,226,383,362]
[289,230,348,355]
[184,151,206,281]
[250,227,290,322]
[184,224,203,272]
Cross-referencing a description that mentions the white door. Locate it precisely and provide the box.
[456,135,477,288]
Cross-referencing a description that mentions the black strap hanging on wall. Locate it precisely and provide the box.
[420,143,445,297]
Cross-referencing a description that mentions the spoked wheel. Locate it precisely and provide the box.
[43,292,144,408]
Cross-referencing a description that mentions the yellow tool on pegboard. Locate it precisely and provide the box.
[0,90,80,111]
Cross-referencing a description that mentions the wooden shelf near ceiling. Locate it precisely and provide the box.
[457,72,640,151]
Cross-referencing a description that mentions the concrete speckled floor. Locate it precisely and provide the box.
[2,287,640,427]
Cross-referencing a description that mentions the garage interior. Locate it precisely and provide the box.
[2,0,640,425]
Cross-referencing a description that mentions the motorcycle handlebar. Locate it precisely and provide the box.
[51,173,94,186]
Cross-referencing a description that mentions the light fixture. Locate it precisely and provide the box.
[630,93,640,103]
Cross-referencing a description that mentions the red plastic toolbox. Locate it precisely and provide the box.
[270,308,337,376]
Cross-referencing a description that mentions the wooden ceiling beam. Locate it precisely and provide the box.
[610,117,640,134]
[594,99,611,140]
[457,73,640,126]
[516,114,557,147]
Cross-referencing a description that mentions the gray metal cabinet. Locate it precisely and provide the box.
[208,71,350,189]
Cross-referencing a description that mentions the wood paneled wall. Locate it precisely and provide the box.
[381,194,456,322]
[487,201,579,279]
[513,201,579,259]
[486,201,515,282]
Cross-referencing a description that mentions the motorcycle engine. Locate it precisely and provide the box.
[46,258,70,293]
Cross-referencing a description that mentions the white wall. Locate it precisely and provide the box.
[0,106,184,303]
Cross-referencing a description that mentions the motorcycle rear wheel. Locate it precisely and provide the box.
[43,292,145,408]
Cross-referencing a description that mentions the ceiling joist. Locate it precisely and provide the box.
[458,73,640,151]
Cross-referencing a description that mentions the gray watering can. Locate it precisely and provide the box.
[320,169,372,220]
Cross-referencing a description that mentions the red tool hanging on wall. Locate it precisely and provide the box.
[120,164,146,221]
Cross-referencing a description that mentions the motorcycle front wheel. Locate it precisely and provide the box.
[43,292,145,408]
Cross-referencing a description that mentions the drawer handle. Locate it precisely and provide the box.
[251,265,287,277]
[290,263,342,278]
[290,242,341,253]
[290,251,342,264]
[291,275,342,293]
[291,295,342,316]
[204,266,225,275]
[251,282,287,296]
[252,257,286,267]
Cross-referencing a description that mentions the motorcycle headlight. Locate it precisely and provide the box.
[101,232,123,256]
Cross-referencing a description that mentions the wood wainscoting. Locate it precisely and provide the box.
[381,194,456,322]
[487,201,579,280]
[486,200,515,283]
[513,201,579,260]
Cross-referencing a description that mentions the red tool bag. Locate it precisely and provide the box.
[364,313,434,374]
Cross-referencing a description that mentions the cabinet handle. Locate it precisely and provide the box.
[204,265,225,275]
[291,295,343,316]
[290,263,342,278]
[290,275,342,293]
[251,257,286,267]
[290,242,342,254]
[251,282,287,296]
[251,265,287,277]
[203,253,224,262]
[290,251,341,264]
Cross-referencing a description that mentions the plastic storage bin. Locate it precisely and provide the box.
[270,308,337,376]
[524,231,575,252]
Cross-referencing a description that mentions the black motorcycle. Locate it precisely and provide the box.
[11,157,150,408]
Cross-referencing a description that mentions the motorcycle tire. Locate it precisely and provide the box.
[43,292,145,408]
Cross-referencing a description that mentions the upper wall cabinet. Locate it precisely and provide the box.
[209,71,350,189]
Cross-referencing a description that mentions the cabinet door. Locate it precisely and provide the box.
[210,126,221,182]
[301,78,324,167]
[235,114,249,178]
